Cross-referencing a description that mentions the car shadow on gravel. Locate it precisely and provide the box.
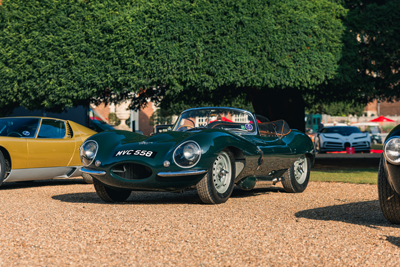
[0,178,87,190]
[386,236,400,247]
[52,186,285,205]
[52,190,205,205]
[230,186,286,198]
[295,200,400,229]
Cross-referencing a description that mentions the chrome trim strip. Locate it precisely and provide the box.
[4,166,83,182]
[158,170,208,177]
[80,167,106,176]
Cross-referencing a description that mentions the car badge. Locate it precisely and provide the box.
[22,131,30,136]
[139,141,153,145]
[245,124,253,131]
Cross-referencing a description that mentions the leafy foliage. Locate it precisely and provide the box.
[0,0,346,119]
[321,0,400,103]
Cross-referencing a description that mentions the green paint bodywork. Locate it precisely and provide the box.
[82,114,314,192]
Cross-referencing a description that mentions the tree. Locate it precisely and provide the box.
[0,0,347,131]
[321,0,400,104]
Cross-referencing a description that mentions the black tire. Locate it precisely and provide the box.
[378,155,400,224]
[0,151,6,187]
[282,155,310,193]
[82,173,94,184]
[196,149,235,204]
[93,178,131,202]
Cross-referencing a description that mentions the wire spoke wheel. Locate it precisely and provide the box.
[293,155,308,185]
[282,155,310,193]
[212,152,232,194]
[197,149,235,204]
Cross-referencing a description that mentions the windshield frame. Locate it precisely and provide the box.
[173,107,259,135]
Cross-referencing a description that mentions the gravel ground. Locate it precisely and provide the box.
[0,178,399,266]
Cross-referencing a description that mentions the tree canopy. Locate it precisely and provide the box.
[0,0,346,122]
[319,0,400,104]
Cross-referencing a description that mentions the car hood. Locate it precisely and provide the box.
[90,130,194,154]
[87,129,242,168]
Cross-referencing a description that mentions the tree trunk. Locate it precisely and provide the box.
[248,88,305,133]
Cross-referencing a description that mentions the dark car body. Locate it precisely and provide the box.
[81,107,315,203]
[378,124,400,223]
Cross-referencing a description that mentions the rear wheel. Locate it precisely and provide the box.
[378,155,400,224]
[282,155,310,193]
[93,178,131,202]
[196,149,235,204]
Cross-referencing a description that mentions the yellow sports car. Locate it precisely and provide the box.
[0,117,96,187]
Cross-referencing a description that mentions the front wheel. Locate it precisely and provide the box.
[282,155,310,193]
[93,178,132,202]
[378,155,400,224]
[196,149,235,204]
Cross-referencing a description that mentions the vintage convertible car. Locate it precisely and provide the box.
[314,126,371,153]
[81,107,314,204]
[0,117,96,187]
[378,124,400,224]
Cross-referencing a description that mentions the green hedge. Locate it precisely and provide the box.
[0,0,346,113]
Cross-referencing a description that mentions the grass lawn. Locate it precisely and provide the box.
[310,168,379,185]
[371,144,383,150]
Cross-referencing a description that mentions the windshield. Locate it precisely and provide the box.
[321,126,362,135]
[369,126,380,134]
[173,108,256,133]
[0,118,40,137]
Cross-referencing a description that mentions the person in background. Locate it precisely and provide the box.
[318,120,324,131]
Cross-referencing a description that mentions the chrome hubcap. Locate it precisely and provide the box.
[212,152,232,194]
[294,155,308,184]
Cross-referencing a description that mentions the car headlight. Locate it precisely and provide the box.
[173,141,201,168]
[80,140,98,166]
[384,138,400,165]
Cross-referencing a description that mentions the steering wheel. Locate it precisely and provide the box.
[7,132,23,137]
[176,125,194,132]
[185,118,195,127]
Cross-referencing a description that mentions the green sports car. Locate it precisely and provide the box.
[80,107,315,204]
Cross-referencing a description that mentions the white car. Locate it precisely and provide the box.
[314,126,371,153]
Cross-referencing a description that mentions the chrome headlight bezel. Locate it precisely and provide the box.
[173,141,202,168]
[80,140,99,167]
[384,137,400,165]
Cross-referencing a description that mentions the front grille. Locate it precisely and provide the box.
[352,142,369,149]
[324,142,343,149]
[112,163,152,180]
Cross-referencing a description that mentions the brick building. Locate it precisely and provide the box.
[92,102,157,136]
[364,99,400,117]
